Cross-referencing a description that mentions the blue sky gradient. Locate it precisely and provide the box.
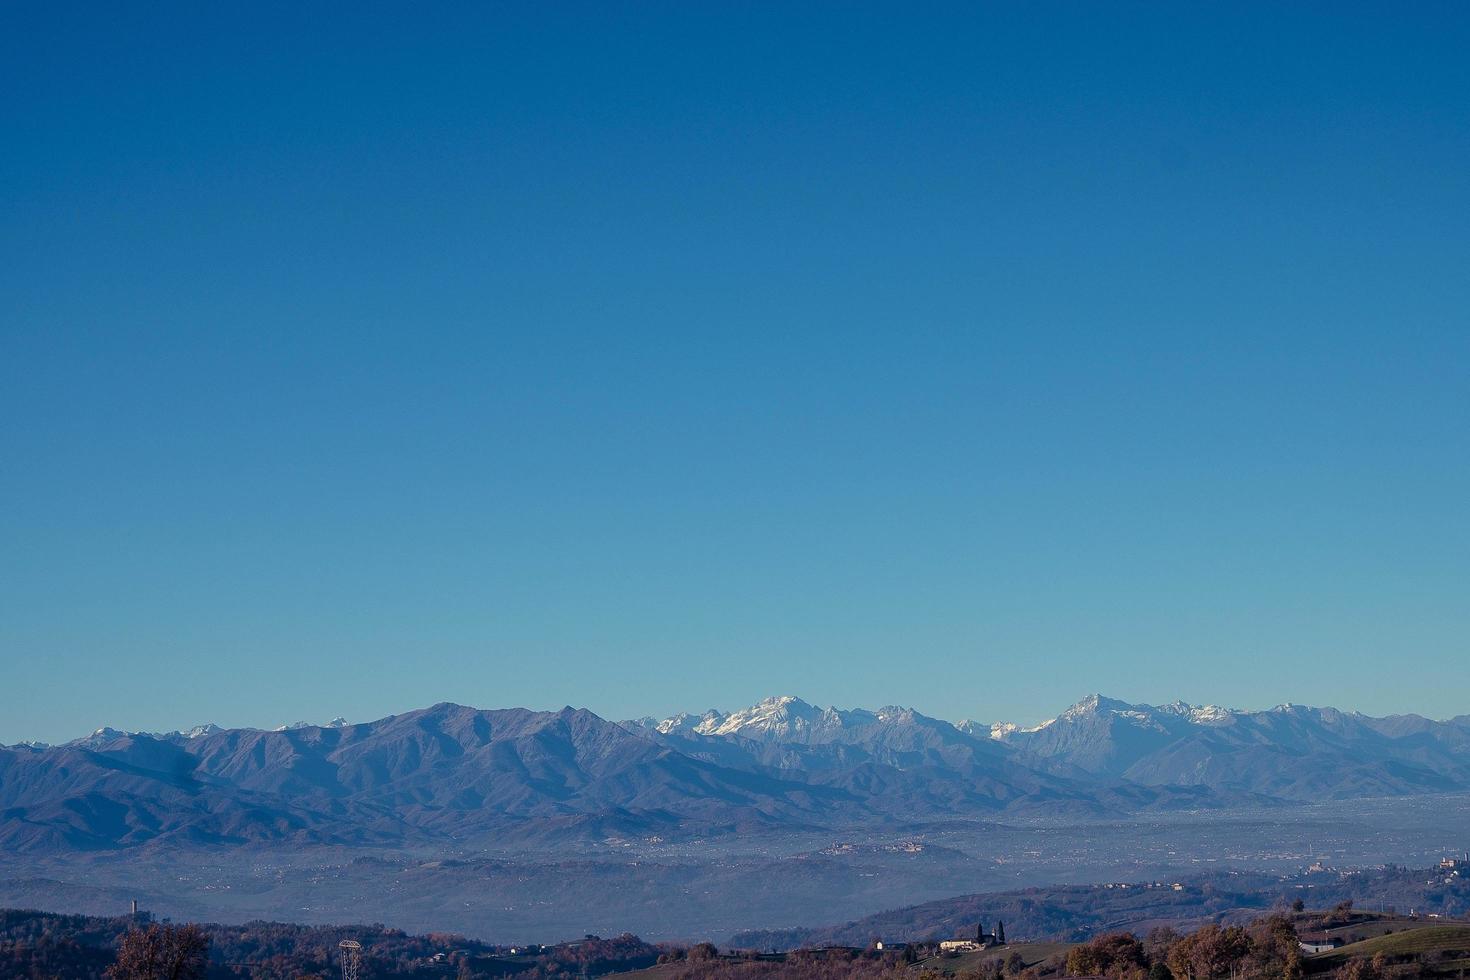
[2,3,1468,743]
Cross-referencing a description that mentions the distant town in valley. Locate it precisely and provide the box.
[8,854,1470,978]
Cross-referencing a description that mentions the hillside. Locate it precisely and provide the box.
[731,865,1470,951]
[1311,925,1470,964]
[914,941,1075,975]
[8,893,1470,979]
[0,908,660,979]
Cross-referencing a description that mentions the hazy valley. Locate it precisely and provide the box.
[5,695,1470,941]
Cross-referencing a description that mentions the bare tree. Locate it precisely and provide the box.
[107,923,209,980]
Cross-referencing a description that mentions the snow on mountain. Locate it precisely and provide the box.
[273,718,348,732]
[693,695,835,738]
[655,710,723,736]
[16,694,1470,828]
[1162,702,1237,725]
[62,726,131,748]
[987,694,1244,739]
[659,696,944,743]
[54,722,239,746]
[984,719,1055,740]
[2,702,852,852]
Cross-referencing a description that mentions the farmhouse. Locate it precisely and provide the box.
[1299,935,1344,954]
[939,921,1005,952]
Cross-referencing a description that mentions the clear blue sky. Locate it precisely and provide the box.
[3,3,1468,744]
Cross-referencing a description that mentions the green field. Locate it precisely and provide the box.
[1311,926,1470,964]
[606,964,687,980]
[1311,914,1428,943]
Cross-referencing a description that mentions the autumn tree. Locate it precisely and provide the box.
[1067,931,1148,977]
[1334,956,1382,980]
[1165,925,1250,980]
[106,924,209,980]
[1144,927,1180,964]
[1242,913,1300,978]
[687,942,719,961]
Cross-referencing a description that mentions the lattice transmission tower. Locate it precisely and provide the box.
[339,939,363,980]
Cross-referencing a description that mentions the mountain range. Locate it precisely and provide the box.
[4,694,1470,853]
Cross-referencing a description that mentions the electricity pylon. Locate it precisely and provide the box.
[339,939,363,980]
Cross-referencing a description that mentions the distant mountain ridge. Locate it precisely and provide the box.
[29,716,352,751]
[987,693,1470,798]
[4,694,1470,854]
[639,693,1470,802]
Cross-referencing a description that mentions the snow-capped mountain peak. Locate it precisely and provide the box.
[695,695,822,737]
[983,694,1136,739]
[655,710,722,735]
[1158,701,1237,725]
[985,718,1055,740]
[988,695,1244,734]
[63,726,130,747]
[1058,693,1136,719]
[270,717,347,732]
[652,696,937,744]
